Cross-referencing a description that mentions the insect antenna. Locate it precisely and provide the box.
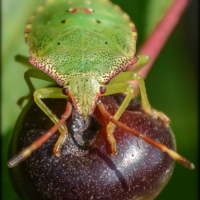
[97,101,195,170]
[7,102,72,168]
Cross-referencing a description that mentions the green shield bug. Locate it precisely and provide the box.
[8,0,194,171]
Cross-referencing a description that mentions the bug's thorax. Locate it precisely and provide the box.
[66,77,102,120]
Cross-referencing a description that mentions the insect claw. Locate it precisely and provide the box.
[151,109,170,125]
[53,151,61,157]
[111,150,118,156]
[97,100,101,104]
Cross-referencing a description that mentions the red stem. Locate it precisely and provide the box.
[128,0,192,87]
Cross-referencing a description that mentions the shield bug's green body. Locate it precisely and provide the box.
[26,0,139,119]
[8,0,194,169]
[27,0,138,85]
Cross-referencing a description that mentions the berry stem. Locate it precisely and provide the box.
[128,0,192,87]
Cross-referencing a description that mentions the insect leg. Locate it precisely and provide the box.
[109,71,170,124]
[15,54,35,69]
[16,54,57,106]
[34,87,68,156]
[102,83,134,154]
[97,101,195,170]
[130,54,150,73]
[17,68,57,107]
[8,102,72,168]
[132,72,170,124]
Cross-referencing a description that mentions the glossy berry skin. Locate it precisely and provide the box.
[8,95,175,200]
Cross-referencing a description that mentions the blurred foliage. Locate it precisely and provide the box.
[2,0,198,200]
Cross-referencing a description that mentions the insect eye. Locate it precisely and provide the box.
[62,87,70,96]
[100,86,106,94]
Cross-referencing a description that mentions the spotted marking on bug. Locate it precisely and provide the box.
[28,15,36,24]
[67,0,74,4]
[25,2,47,42]
[84,8,94,13]
[111,3,138,42]
[35,6,44,14]
[131,27,137,32]
[90,19,101,24]
[123,13,131,21]
[85,1,91,4]
[113,5,123,13]
[25,29,31,33]
[25,24,32,40]
[67,8,78,13]
[44,0,55,6]
[26,24,32,29]
[61,19,72,24]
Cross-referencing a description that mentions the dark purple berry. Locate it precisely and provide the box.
[8,94,175,200]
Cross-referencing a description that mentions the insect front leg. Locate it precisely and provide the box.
[102,83,135,155]
[110,54,170,124]
[132,72,170,124]
[15,55,57,106]
[34,87,68,156]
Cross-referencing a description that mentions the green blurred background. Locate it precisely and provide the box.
[2,0,198,199]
